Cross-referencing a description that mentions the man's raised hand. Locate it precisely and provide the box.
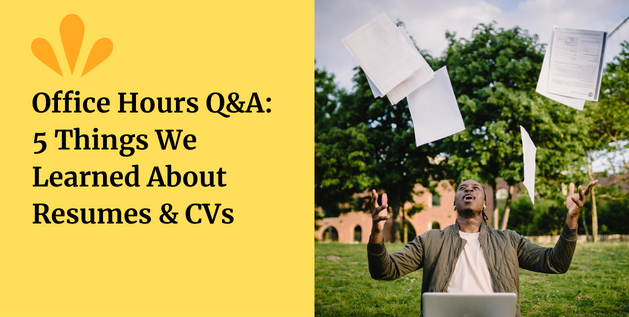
[565,180,598,228]
[370,190,389,243]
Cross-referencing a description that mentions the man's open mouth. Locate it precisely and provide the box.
[463,194,474,201]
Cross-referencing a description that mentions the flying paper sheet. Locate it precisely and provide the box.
[536,34,586,111]
[385,27,435,105]
[364,27,434,104]
[342,13,423,95]
[547,27,607,101]
[520,126,537,204]
[367,76,384,98]
[406,66,465,147]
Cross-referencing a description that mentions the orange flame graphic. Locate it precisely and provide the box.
[32,14,113,77]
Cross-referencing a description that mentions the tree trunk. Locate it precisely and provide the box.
[403,209,408,244]
[500,186,514,230]
[492,184,499,228]
[581,206,591,241]
[389,191,401,243]
[588,167,598,243]
[592,186,598,242]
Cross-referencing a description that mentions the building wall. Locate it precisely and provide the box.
[316,180,488,243]
[316,176,627,243]
[316,211,373,243]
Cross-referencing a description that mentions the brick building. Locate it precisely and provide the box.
[315,180,496,243]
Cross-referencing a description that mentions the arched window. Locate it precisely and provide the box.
[354,225,362,243]
[431,222,441,230]
[496,188,509,214]
[496,188,509,199]
[432,194,441,207]
[323,226,338,242]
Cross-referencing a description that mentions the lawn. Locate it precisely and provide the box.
[315,241,629,316]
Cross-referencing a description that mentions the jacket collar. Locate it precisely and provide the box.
[479,221,489,238]
[452,219,490,239]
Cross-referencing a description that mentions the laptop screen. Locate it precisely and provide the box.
[421,293,517,317]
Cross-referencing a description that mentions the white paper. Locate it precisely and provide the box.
[385,27,435,105]
[366,75,383,98]
[364,27,435,103]
[406,66,465,147]
[536,33,586,111]
[342,13,423,95]
[547,26,607,101]
[520,126,537,205]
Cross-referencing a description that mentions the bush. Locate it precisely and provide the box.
[507,182,629,236]
[594,195,629,234]
[507,195,564,236]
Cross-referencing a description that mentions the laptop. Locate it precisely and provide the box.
[421,292,517,317]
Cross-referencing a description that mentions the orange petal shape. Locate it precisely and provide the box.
[82,38,113,76]
[60,14,84,74]
[31,38,63,76]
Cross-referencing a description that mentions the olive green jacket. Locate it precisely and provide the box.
[367,222,578,317]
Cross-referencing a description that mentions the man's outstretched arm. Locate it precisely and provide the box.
[565,180,598,229]
[367,189,423,280]
[369,189,389,244]
[517,180,598,274]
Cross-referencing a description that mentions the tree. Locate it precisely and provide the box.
[583,40,629,241]
[588,183,629,235]
[315,65,374,217]
[316,24,445,242]
[334,63,444,242]
[437,23,589,229]
[328,24,445,242]
[315,23,600,237]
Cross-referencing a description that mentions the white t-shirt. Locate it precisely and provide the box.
[446,231,494,293]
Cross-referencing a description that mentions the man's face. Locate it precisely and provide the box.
[454,180,486,214]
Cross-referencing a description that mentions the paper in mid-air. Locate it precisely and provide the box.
[536,39,586,111]
[364,26,434,104]
[383,27,435,105]
[406,66,465,147]
[366,76,384,98]
[547,26,607,101]
[342,13,423,96]
[520,126,537,204]
[536,26,607,110]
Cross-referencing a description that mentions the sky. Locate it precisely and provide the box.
[316,0,629,92]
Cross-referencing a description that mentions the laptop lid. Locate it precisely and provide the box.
[421,292,517,317]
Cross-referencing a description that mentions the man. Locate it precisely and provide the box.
[367,179,598,317]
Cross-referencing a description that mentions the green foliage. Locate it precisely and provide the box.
[437,23,589,224]
[596,198,629,234]
[438,24,541,188]
[441,23,588,185]
[315,28,629,236]
[315,66,374,217]
[316,42,445,238]
[507,179,629,236]
[316,242,629,316]
[406,203,424,217]
[315,209,325,231]
[336,63,444,240]
[568,40,629,239]
[584,41,629,174]
[507,195,565,236]
[584,182,629,234]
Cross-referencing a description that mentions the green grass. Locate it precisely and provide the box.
[315,242,629,316]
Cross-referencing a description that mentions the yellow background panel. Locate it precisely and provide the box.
[0,1,313,316]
